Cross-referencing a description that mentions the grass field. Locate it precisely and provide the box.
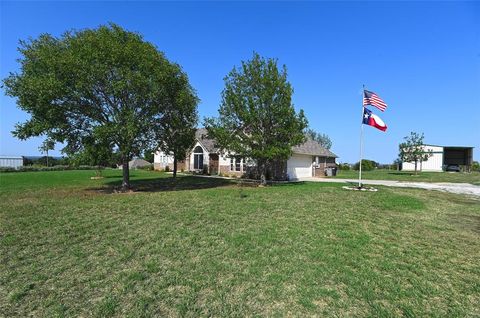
[1,170,479,317]
[333,169,480,185]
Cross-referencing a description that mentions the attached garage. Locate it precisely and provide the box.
[287,154,313,179]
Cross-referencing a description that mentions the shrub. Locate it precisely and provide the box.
[472,161,480,172]
[0,167,17,173]
[0,165,105,173]
[164,166,170,172]
[353,160,377,171]
[338,163,350,171]
[138,164,154,171]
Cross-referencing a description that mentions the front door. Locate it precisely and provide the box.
[209,154,219,175]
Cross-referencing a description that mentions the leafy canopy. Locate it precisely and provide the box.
[3,24,198,187]
[305,128,332,150]
[205,53,307,170]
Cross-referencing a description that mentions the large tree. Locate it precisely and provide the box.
[399,132,433,175]
[305,128,332,149]
[3,24,198,189]
[205,53,308,185]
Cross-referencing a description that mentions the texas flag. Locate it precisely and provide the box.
[363,107,387,132]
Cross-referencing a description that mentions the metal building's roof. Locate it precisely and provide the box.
[0,156,23,159]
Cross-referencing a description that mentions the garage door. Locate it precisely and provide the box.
[287,154,313,179]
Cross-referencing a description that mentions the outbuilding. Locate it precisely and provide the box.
[402,145,474,172]
[0,156,24,169]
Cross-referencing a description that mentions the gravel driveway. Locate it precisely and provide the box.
[301,178,480,198]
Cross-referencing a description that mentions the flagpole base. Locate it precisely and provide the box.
[342,185,378,192]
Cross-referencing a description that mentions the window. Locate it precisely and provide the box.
[230,157,242,171]
[193,146,203,170]
[235,157,241,171]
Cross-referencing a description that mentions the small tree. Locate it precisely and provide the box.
[205,53,308,185]
[399,132,433,175]
[305,128,332,149]
[39,139,55,167]
[472,161,480,172]
[158,85,199,178]
[3,24,197,190]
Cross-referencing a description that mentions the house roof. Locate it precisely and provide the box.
[194,128,337,158]
[129,158,151,169]
[292,138,338,158]
[195,128,218,153]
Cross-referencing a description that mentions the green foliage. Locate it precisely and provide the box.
[142,150,155,164]
[0,165,105,173]
[157,74,199,177]
[23,156,68,166]
[399,132,432,174]
[353,159,377,171]
[305,128,332,149]
[472,161,480,172]
[205,52,308,184]
[338,163,351,171]
[67,140,119,167]
[3,23,197,188]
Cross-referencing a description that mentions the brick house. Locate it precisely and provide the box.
[154,128,337,180]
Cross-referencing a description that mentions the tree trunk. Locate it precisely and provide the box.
[173,155,177,178]
[414,160,418,175]
[259,160,267,186]
[122,158,130,190]
[46,149,49,167]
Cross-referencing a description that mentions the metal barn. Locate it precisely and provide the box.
[0,156,24,169]
[402,145,474,172]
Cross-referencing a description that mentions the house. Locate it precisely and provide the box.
[402,144,474,172]
[154,128,337,180]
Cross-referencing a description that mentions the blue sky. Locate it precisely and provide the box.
[1,1,479,163]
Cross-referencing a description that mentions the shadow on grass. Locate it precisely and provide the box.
[92,175,234,193]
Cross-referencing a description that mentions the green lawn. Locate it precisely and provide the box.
[1,170,479,317]
[333,169,480,185]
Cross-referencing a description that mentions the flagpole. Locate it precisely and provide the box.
[359,85,365,188]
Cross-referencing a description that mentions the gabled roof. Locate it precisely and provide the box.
[129,158,151,169]
[195,128,218,153]
[292,138,337,158]
[194,128,337,158]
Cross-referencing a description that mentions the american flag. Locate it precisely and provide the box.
[363,90,387,112]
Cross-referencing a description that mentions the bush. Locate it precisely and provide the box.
[472,161,480,172]
[0,167,17,173]
[353,160,377,171]
[138,164,154,171]
[164,166,170,172]
[338,163,350,171]
[0,165,105,173]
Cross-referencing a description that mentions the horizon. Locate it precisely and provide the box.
[1,1,479,163]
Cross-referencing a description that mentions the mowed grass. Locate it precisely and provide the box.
[1,170,479,317]
[333,169,480,184]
